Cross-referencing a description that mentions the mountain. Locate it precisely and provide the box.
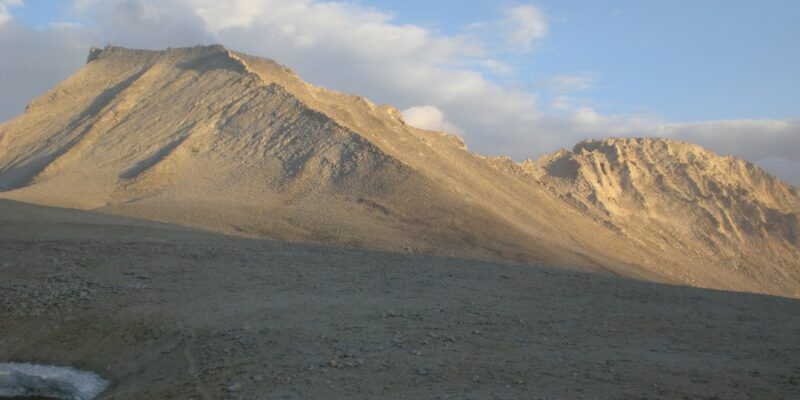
[0,45,797,296]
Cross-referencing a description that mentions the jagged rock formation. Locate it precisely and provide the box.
[0,45,798,296]
[528,138,800,293]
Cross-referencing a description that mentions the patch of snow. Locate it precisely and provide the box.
[0,362,109,400]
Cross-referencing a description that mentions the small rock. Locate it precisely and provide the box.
[415,368,428,376]
[226,382,242,392]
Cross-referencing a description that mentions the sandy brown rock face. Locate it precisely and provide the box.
[533,138,800,239]
[533,138,800,294]
[0,45,798,297]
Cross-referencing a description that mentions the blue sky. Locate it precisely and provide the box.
[1,0,798,183]
[378,0,800,122]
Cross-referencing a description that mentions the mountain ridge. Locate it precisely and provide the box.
[0,44,798,297]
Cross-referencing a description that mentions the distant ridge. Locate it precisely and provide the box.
[0,45,797,296]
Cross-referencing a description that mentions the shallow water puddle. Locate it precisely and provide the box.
[0,363,108,400]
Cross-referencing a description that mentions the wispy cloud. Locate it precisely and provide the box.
[401,105,463,134]
[503,4,548,49]
[537,72,599,93]
[0,16,91,121]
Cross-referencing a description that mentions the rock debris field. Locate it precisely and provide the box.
[0,200,798,399]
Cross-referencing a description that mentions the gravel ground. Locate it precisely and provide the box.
[1,200,799,399]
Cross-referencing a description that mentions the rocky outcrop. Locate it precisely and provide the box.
[532,138,799,294]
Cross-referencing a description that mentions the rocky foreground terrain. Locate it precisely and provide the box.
[0,45,798,297]
[1,199,799,399]
[0,44,798,398]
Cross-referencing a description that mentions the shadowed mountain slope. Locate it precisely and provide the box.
[0,45,797,296]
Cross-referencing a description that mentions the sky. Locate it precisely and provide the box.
[1,0,798,185]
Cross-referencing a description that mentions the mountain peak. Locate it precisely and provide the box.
[574,136,697,153]
[87,43,230,61]
[534,136,798,292]
[560,137,787,194]
[77,45,418,142]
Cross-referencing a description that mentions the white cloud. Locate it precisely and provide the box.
[653,119,800,162]
[47,21,83,29]
[71,0,212,48]
[653,119,800,186]
[0,19,92,120]
[538,72,599,92]
[401,105,463,134]
[479,59,514,76]
[504,4,548,48]
[548,95,600,112]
